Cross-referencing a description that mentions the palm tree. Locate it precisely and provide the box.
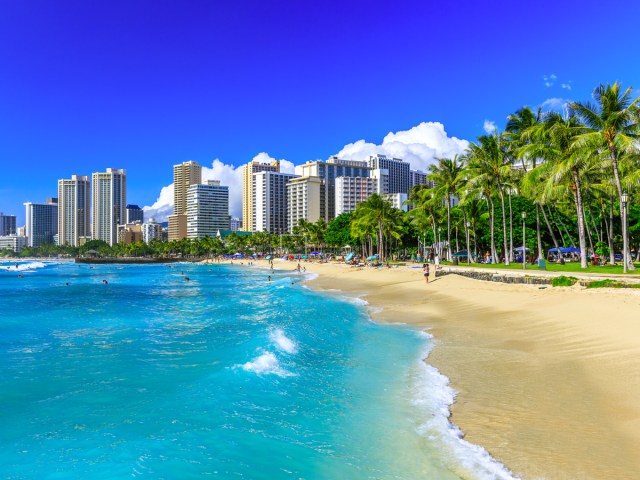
[467,134,513,264]
[352,194,401,263]
[427,155,465,261]
[571,82,640,270]
[523,111,591,267]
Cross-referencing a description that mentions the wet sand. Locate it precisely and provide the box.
[280,261,640,479]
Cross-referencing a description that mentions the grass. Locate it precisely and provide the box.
[450,260,640,275]
[585,279,640,289]
[551,276,579,287]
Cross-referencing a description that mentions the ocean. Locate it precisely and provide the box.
[0,261,516,479]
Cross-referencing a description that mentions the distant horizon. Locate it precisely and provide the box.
[2,0,640,224]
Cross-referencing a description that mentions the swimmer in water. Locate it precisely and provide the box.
[268,275,271,282]
[102,279,108,284]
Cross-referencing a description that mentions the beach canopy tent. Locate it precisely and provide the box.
[265,255,272,260]
[548,247,580,253]
[310,251,319,256]
[366,254,378,261]
[344,252,355,262]
[452,250,469,257]
[301,255,309,259]
[513,246,530,252]
[232,253,244,258]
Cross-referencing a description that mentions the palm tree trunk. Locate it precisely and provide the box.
[499,190,510,265]
[535,203,543,260]
[490,198,497,264]
[509,191,514,262]
[608,145,635,270]
[607,199,615,265]
[463,208,471,264]
[571,169,588,268]
[541,205,561,256]
[446,195,452,261]
[583,204,594,255]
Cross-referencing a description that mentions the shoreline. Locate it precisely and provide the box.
[256,259,640,480]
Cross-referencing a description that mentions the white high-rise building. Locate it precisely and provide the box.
[383,193,409,212]
[335,177,377,216]
[169,160,202,241]
[253,171,298,233]
[0,234,28,253]
[242,159,280,232]
[186,180,230,238]
[92,168,126,246]
[367,154,410,194]
[58,175,91,247]
[24,198,58,247]
[287,176,323,232]
[142,218,163,243]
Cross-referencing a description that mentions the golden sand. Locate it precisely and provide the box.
[262,261,640,480]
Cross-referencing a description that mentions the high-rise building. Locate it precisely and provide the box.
[92,168,126,246]
[117,223,143,244]
[409,169,429,190]
[241,159,280,231]
[383,193,409,212]
[57,175,91,247]
[24,198,58,247]
[229,218,242,231]
[168,161,202,241]
[186,180,230,238]
[126,204,144,224]
[0,234,28,253]
[296,157,371,222]
[287,176,323,232]
[253,171,298,233]
[0,213,17,236]
[335,177,378,216]
[367,154,410,194]
[142,218,163,243]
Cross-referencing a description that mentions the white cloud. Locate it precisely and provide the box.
[143,152,292,223]
[333,122,469,173]
[540,97,568,111]
[543,73,557,87]
[561,82,572,90]
[483,120,497,134]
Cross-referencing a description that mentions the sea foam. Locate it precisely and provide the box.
[412,333,520,480]
[0,261,48,272]
[269,328,298,354]
[240,351,294,377]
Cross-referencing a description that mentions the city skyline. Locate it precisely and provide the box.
[3,1,640,224]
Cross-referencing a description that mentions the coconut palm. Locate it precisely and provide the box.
[427,155,465,261]
[352,194,402,263]
[571,82,640,270]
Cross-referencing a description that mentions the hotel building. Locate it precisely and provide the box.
[168,160,202,241]
[241,159,280,231]
[186,180,230,238]
[0,234,28,253]
[367,154,410,194]
[334,169,389,216]
[57,175,91,247]
[253,171,298,234]
[0,213,17,236]
[24,198,58,247]
[126,204,144,224]
[142,219,163,243]
[287,176,323,232]
[92,168,126,246]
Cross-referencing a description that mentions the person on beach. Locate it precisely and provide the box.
[423,263,430,284]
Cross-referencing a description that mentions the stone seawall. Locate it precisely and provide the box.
[435,269,552,285]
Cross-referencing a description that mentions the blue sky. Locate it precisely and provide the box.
[1,0,639,223]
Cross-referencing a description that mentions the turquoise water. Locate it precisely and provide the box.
[0,261,515,479]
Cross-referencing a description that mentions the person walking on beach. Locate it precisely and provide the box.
[423,263,430,284]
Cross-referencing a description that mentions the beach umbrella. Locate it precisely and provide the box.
[310,251,319,256]
[265,255,272,260]
[365,254,378,261]
[452,250,469,257]
[345,252,355,262]
[513,246,530,252]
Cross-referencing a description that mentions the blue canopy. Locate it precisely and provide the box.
[513,246,530,252]
[232,253,243,258]
[265,255,272,260]
[548,247,580,254]
[366,254,378,261]
[345,252,355,262]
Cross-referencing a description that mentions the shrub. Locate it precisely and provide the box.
[586,279,625,289]
[551,276,579,287]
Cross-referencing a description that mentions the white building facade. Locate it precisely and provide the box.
[92,169,126,246]
[58,175,91,247]
[367,154,410,194]
[287,176,323,232]
[253,171,298,233]
[0,235,28,253]
[186,180,230,238]
[142,219,163,243]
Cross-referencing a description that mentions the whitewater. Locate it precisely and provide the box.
[0,261,517,479]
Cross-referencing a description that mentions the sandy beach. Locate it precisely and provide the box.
[256,260,640,479]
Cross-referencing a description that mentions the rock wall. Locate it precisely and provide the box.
[435,269,551,285]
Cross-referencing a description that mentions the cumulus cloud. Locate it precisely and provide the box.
[333,122,469,173]
[543,74,557,87]
[540,97,568,111]
[143,152,292,222]
[483,120,497,134]
[561,82,572,90]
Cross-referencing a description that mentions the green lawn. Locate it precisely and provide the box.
[447,260,640,275]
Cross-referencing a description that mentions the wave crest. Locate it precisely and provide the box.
[269,328,297,354]
[241,352,293,377]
